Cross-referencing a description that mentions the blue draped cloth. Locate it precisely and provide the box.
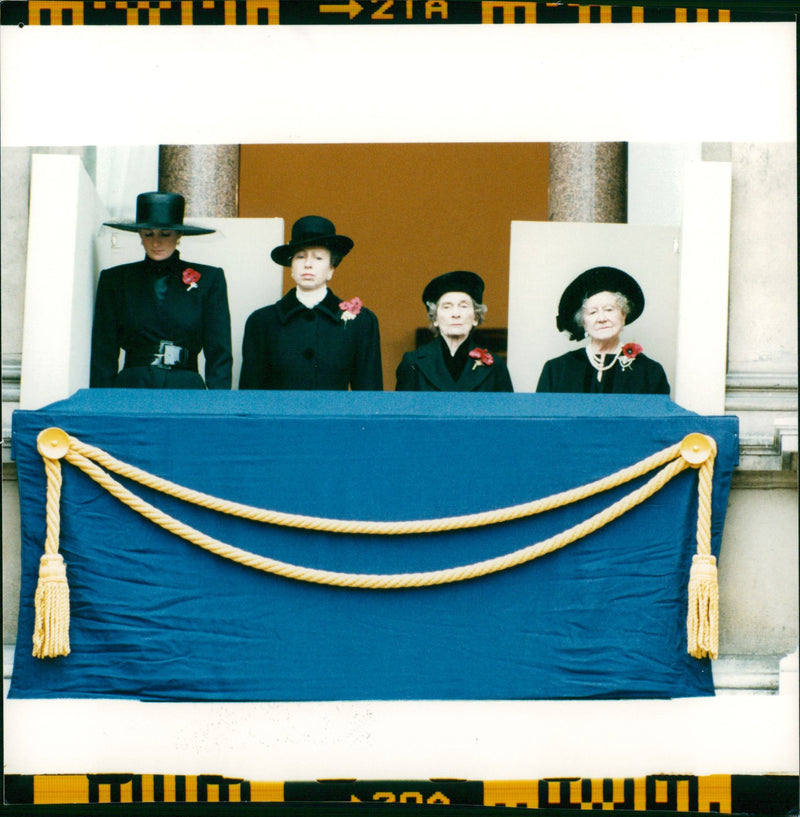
[10,391,738,701]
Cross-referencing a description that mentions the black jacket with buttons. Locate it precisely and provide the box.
[238,289,383,390]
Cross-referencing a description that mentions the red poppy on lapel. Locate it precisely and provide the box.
[339,297,363,323]
[182,268,201,291]
[469,348,494,369]
[622,342,643,359]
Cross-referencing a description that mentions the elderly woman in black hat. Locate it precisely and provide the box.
[536,266,669,394]
[239,215,382,390]
[90,191,232,389]
[395,270,513,392]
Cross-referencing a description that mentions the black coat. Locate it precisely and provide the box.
[239,289,383,390]
[536,348,670,395]
[90,252,233,389]
[395,337,513,392]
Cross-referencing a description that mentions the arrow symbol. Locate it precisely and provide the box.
[320,1,363,19]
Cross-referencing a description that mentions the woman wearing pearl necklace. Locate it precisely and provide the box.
[536,266,669,395]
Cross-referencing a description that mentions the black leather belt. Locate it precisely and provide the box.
[124,341,198,371]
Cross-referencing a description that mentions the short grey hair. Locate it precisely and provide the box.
[573,291,631,332]
[425,297,488,336]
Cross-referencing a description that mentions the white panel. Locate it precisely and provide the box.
[674,162,732,415]
[507,222,680,394]
[95,218,284,389]
[4,695,798,777]
[1,24,795,145]
[20,154,106,410]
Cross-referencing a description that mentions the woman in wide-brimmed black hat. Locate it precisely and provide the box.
[239,215,382,390]
[536,266,669,395]
[395,270,513,392]
[90,191,232,389]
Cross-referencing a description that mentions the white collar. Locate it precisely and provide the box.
[295,287,327,309]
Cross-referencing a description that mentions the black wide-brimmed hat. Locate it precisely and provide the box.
[271,215,354,267]
[556,266,645,341]
[422,270,485,306]
[103,192,214,235]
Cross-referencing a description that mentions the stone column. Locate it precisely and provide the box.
[548,142,627,223]
[158,145,239,217]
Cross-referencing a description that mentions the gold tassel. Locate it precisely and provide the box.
[686,553,718,659]
[34,428,72,658]
[32,552,71,658]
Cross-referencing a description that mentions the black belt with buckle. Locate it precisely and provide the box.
[124,341,197,371]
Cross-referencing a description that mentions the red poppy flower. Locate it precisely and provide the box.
[182,268,201,285]
[469,348,494,366]
[622,342,643,359]
[339,297,363,325]
[339,297,363,316]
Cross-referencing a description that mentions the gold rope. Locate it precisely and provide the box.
[65,435,684,534]
[33,429,718,660]
[65,446,690,588]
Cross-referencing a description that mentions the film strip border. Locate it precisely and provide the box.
[1,1,795,27]
[4,774,799,811]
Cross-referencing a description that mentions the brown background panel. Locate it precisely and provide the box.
[239,143,549,387]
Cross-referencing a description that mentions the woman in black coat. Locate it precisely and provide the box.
[90,192,232,389]
[239,215,382,391]
[396,270,513,392]
[536,266,669,395]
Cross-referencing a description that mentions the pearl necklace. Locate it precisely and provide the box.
[585,344,621,383]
